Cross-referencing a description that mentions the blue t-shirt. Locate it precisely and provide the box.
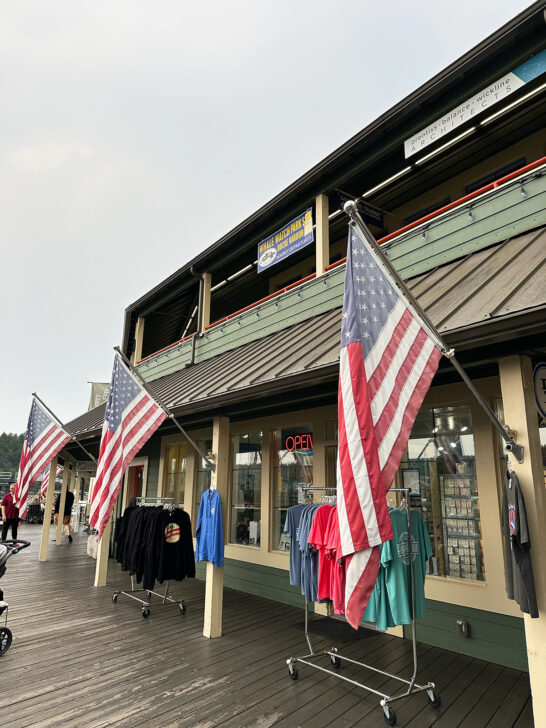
[379,509,432,628]
[283,504,307,586]
[195,489,224,567]
[299,505,320,603]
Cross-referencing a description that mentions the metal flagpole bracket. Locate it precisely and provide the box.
[114,347,216,470]
[342,201,525,464]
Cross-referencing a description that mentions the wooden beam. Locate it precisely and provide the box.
[200,272,212,332]
[94,515,112,587]
[203,415,229,638]
[133,316,145,364]
[499,355,546,727]
[38,456,58,562]
[315,193,330,276]
[55,465,70,545]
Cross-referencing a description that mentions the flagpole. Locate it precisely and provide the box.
[113,347,216,470]
[32,392,98,464]
[343,201,525,464]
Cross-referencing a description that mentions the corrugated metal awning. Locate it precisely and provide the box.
[68,226,546,434]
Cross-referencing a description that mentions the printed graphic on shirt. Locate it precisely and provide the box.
[211,506,215,515]
[397,530,418,565]
[508,503,516,535]
[165,523,181,543]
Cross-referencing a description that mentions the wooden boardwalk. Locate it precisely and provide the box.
[0,525,533,728]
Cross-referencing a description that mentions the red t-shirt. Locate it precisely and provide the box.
[1,493,19,519]
[307,504,333,601]
[325,506,346,615]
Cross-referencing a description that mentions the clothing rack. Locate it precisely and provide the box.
[112,497,187,619]
[286,487,440,726]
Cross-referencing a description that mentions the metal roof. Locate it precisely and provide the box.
[69,226,546,437]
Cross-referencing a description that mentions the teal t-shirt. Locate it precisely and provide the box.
[377,509,432,629]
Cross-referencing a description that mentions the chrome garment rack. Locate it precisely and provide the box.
[286,487,440,726]
[112,497,187,619]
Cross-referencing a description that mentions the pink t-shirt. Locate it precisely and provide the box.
[325,506,346,615]
[307,504,333,601]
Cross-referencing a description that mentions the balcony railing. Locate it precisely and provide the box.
[137,158,546,383]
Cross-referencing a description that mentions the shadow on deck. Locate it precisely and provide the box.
[0,525,534,728]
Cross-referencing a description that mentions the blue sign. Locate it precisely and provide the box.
[257,209,314,273]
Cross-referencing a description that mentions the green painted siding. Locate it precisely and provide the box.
[195,558,304,609]
[385,170,546,278]
[404,599,528,671]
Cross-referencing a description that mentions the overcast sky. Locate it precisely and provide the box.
[0,0,532,434]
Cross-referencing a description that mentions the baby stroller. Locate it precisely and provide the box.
[0,539,31,655]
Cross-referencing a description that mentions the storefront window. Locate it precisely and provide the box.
[165,443,187,505]
[400,404,484,581]
[272,425,313,551]
[194,438,213,515]
[230,432,262,546]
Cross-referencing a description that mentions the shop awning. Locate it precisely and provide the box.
[67,225,546,431]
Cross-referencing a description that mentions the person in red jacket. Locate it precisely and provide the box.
[1,483,20,541]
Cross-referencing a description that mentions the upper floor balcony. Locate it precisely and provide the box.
[136,158,546,385]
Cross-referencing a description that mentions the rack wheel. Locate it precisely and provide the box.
[112,594,118,603]
[179,602,187,614]
[330,654,341,668]
[0,627,13,656]
[383,707,396,726]
[428,690,441,708]
[288,664,298,680]
[142,608,150,619]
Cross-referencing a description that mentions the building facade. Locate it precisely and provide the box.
[56,4,546,722]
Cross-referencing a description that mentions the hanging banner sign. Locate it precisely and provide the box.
[533,363,546,418]
[338,193,384,228]
[88,382,110,411]
[404,49,546,158]
[257,209,314,273]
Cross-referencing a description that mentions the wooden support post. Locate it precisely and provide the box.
[200,272,212,333]
[315,193,330,276]
[203,415,229,638]
[133,316,145,364]
[39,456,58,562]
[55,465,70,545]
[499,355,546,727]
[94,515,112,587]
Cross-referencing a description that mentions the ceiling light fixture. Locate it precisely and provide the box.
[414,127,477,166]
[480,81,546,126]
[362,166,412,198]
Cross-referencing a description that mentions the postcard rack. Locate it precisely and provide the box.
[112,497,187,619]
[286,487,440,726]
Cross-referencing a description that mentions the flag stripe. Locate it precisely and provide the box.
[88,353,167,539]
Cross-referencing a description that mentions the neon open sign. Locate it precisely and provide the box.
[284,433,313,453]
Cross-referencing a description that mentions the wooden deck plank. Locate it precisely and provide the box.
[0,526,533,728]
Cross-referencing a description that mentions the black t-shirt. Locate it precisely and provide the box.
[501,471,538,618]
[54,490,75,516]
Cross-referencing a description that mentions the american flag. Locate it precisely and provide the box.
[89,353,167,539]
[40,464,63,499]
[337,223,442,629]
[15,399,71,519]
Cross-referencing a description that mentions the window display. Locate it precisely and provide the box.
[400,404,484,581]
[229,431,262,546]
[272,426,313,551]
[194,438,213,517]
[165,442,187,505]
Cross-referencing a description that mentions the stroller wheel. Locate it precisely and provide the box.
[0,627,12,656]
